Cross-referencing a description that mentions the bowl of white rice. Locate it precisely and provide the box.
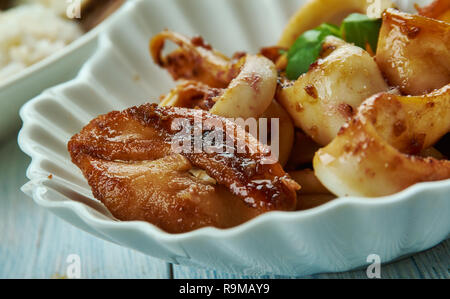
[0,0,123,139]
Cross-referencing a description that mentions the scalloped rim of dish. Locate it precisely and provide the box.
[17,0,450,240]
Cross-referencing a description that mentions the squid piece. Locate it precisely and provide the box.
[260,46,288,65]
[277,36,388,146]
[376,9,450,96]
[75,154,263,233]
[289,169,331,195]
[150,30,236,88]
[256,100,295,166]
[159,80,223,111]
[314,84,450,197]
[277,0,394,48]
[285,129,321,169]
[68,104,299,233]
[153,31,277,119]
[208,54,277,119]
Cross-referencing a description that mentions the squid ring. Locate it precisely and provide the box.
[208,54,278,119]
[277,36,388,146]
[313,84,450,197]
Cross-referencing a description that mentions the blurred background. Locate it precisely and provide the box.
[0,0,125,139]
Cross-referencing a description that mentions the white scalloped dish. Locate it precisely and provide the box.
[18,0,450,276]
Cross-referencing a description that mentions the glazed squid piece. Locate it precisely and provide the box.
[285,129,321,169]
[314,84,450,197]
[151,30,278,119]
[159,80,223,111]
[68,104,299,233]
[258,100,295,166]
[150,30,235,88]
[376,9,450,96]
[277,36,388,146]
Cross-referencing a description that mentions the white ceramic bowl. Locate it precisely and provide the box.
[18,0,449,276]
[0,3,124,139]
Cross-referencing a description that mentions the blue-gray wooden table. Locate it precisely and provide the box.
[1,133,449,278]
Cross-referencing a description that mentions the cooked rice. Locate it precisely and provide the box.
[0,4,82,81]
[15,0,89,16]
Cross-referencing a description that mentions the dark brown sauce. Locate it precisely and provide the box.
[304,84,318,99]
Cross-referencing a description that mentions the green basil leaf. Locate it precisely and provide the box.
[341,13,381,53]
[286,23,341,80]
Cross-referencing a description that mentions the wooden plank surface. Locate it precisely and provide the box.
[0,135,170,279]
[0,135,449,279]
[171,240,450,279]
